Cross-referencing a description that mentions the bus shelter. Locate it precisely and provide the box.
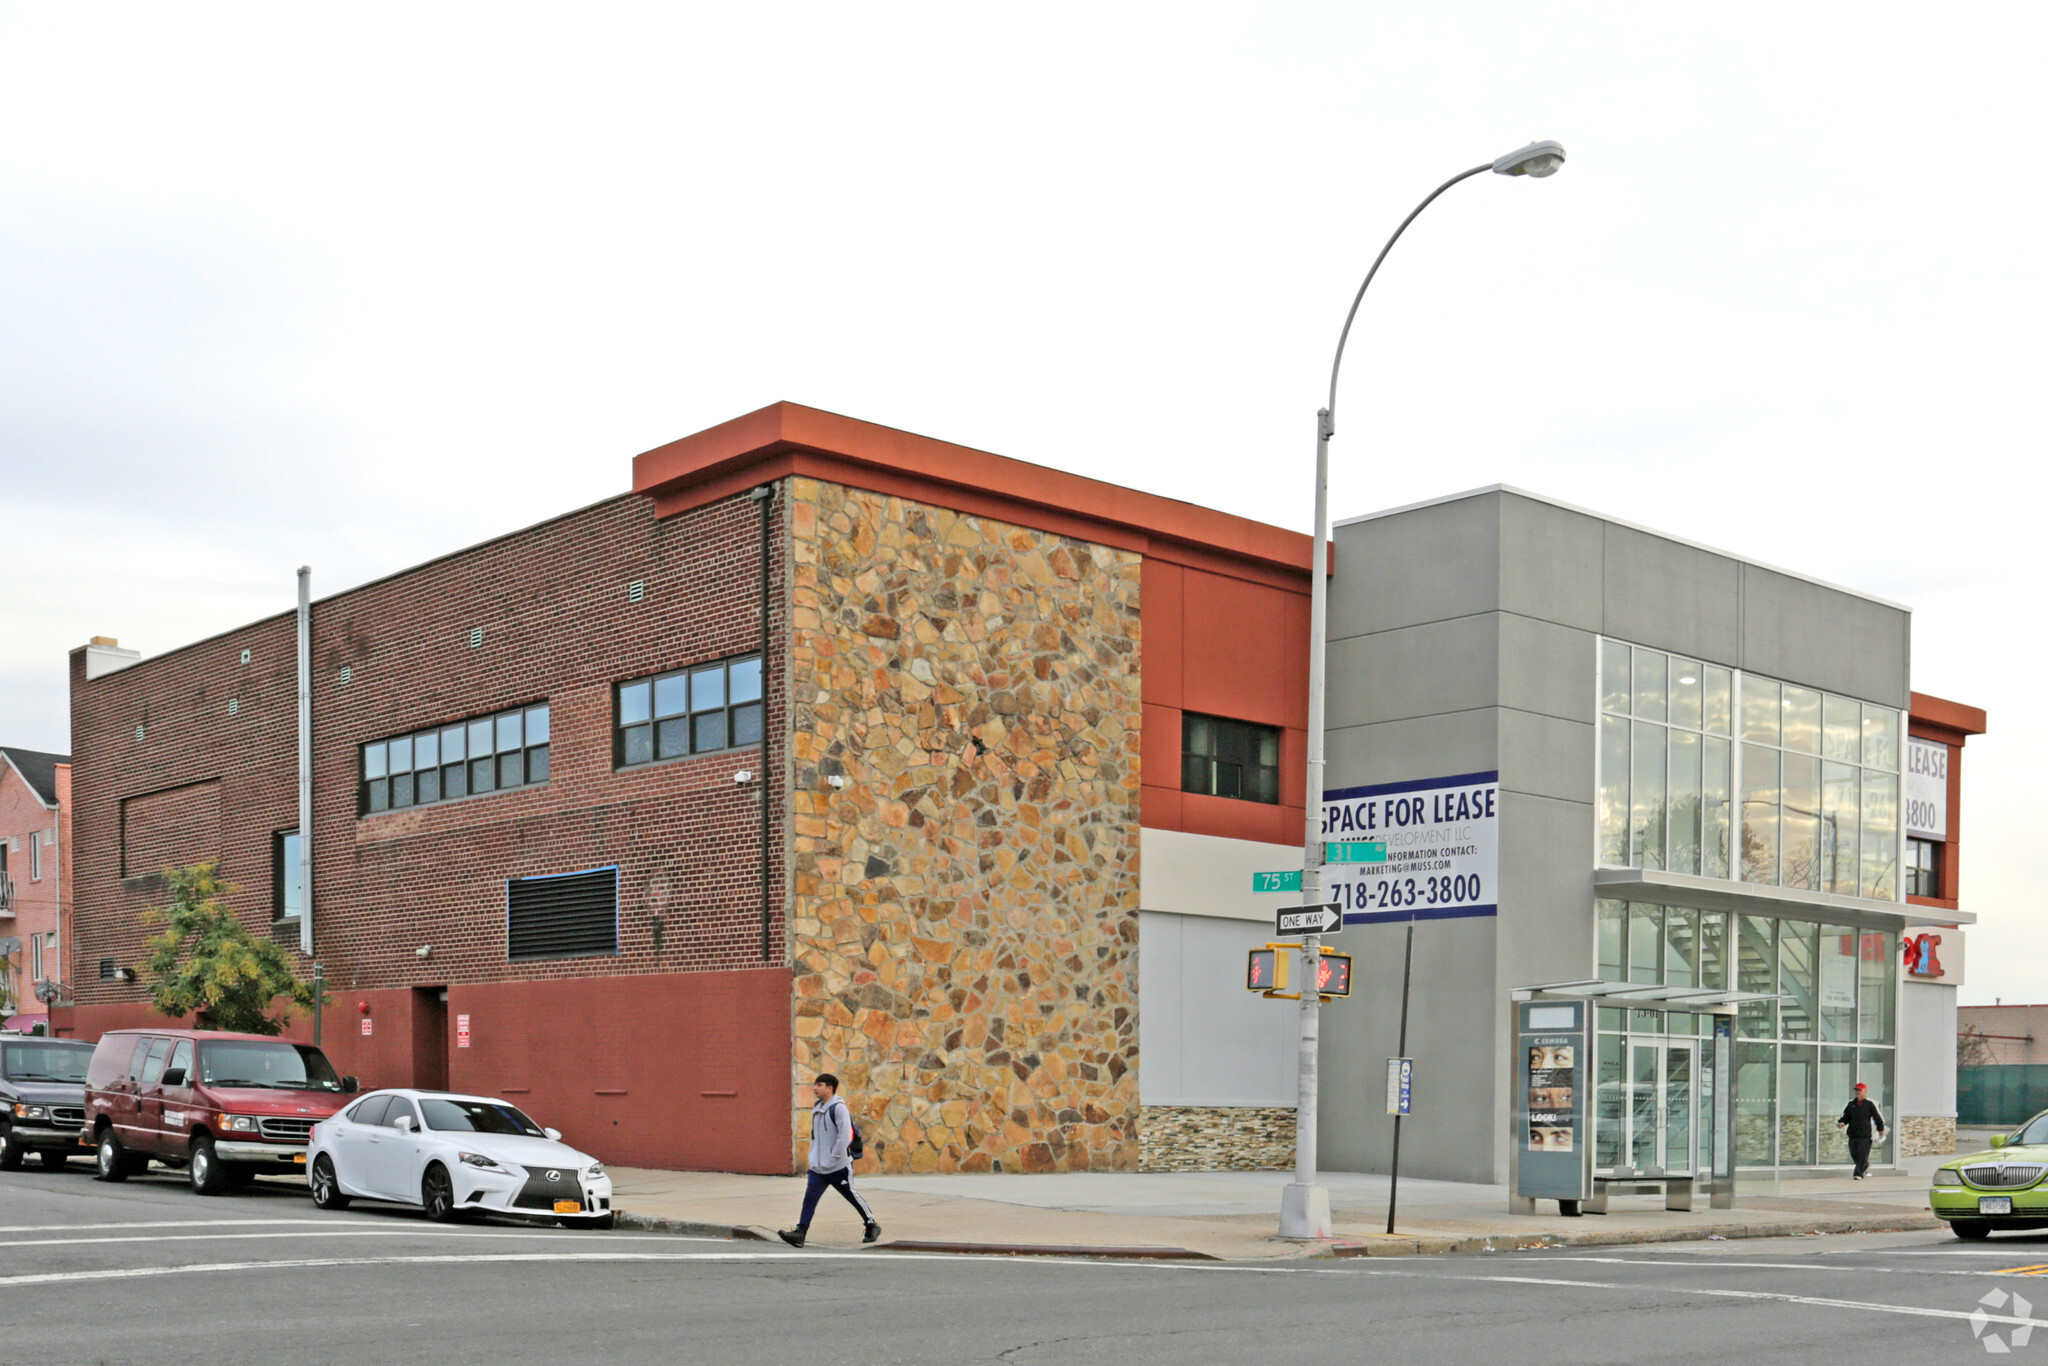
[1509,979,1784,1216]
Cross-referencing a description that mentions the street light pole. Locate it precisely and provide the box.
[1280,141,1565,1241]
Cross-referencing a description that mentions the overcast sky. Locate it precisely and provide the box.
[1,5,2035,1003]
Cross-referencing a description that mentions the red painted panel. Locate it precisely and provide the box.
[1181,571,1307,729]
[1177,791,1301,846]
[446,968,792,1174]
[1144,562,1185,711]
[1140,784,1182,831]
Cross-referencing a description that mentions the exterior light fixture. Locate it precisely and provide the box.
[1492,140,1566,178]
[732,769,754,784]
[827,775,847,789]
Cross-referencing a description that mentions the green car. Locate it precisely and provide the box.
[1931,1112,2048,1239]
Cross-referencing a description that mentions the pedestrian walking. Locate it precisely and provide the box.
[1836,1081,1888,1180]
[779,1073,880,1247]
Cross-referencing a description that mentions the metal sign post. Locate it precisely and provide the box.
[1386,923,1415,1235]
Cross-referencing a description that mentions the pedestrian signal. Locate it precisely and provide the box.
[1247,945,1351,1001]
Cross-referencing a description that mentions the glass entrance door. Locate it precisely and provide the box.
[1625,1039,1699,1176]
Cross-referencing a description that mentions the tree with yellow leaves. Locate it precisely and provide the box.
[140,863,322,1035]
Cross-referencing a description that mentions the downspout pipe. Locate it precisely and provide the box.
[297,567,314,958]
[750,485,774,962]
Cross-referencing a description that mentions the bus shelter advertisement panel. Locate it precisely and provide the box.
[1322,771,1499,925]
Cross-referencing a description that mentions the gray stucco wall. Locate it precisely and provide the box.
[1138,911,1298,1107]
[1317,486,1911,1183]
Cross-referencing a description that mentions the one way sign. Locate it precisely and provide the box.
[1275,903,1343,937]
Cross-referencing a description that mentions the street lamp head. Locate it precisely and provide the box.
[1492,140,1566,178]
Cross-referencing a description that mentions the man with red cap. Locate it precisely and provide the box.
[1836,1082,1888,1180]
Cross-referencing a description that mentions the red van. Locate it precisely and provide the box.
[83,1029,358,1194]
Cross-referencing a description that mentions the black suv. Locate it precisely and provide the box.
[0,1036,94,1169]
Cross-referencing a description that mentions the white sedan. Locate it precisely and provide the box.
[306,1089,615,1229]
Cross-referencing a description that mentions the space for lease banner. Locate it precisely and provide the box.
[1321,771,1500,925]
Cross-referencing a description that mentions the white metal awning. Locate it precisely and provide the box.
[1512,978,1787,1014]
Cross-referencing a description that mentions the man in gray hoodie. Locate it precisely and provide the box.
[779,1073,880,1247]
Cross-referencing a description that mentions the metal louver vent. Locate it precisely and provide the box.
[99,957,117,981]
[628,580,645,603]
[469,627,484,649]
[507,867,619,961]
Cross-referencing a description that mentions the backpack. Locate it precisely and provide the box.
[848,1116,865,1159]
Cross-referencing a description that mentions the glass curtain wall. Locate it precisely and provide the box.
[1599,640,1901,901]
[1595,899,1896,1170]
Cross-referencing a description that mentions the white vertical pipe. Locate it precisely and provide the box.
[297,567,313,958]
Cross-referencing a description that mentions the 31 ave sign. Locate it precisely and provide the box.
[1276,903,1342,936]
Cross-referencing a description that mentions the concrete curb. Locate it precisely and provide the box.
[876,1240,1217,1261]
[1325,1212,1947,1258]
[614,1212,771,1241]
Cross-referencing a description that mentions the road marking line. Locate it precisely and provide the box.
[1995,1264,2048,1275]
[0,1252,990,1288]
[0,1228,696,1250]
[0,1219,353,1235]
[1528,1255,2030,1279]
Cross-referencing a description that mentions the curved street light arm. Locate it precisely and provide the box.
[1323,162,1493,432]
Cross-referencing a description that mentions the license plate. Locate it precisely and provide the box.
[553,1200,581,1215]
[294,1154,307,1164]
[1981,1197,2014,1215]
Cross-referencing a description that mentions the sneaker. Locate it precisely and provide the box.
[778,1228,806,1247]
[863,1222,883,1244]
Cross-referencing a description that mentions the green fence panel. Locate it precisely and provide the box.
[1958,1065,2048,1128]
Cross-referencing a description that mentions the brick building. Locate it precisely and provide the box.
[65,403,1313,1176]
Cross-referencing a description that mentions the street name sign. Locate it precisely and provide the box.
[1324,840,1387,864]
[1252,870,1302,893]
[1276,903,1342,936]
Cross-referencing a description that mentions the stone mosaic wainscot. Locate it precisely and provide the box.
[1900,1114,1956,1157]
[1140,1106,1296,1172]
[785,478,1144,1175]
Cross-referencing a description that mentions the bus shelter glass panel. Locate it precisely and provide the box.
[1735,1041,1776,1167]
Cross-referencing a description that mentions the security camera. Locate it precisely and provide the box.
[415,945,432,960]
[827,775,846,789]
[732,769,754,784]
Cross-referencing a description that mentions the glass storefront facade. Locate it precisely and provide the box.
[1598,639,1903,900]
[1597,899,1897,1170]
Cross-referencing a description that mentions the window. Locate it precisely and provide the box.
[616,655,761,768]
[1181,713,1280,804]
[1907,838,1941,898]
[348,1095,392,1127]
[273,831,303,921]
[30,933,42,980]
[1598,640,1900,899]
[166,1040,193,1085]
[361,703,549,815]
[507,866,619,961]
[382,1096,420,1130]
[29,832,40,881]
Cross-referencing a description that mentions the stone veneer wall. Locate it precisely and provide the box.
[1900,1114,1956,1157]
[1140,1106,1296,1172]
[785,478,1143,1174]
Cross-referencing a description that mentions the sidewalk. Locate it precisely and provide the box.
[608,1157,1950,1261]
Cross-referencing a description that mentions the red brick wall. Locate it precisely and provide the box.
[70,489,787,1008]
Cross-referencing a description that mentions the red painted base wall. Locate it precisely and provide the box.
[64,968,794,1176]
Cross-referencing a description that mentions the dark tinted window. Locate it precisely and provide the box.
[616,654,762,769]
[86,1037,140,1089]
[420,1098,545,1136]
[1,1041,93,1082]
[362,704,549,816]
[1182,713,1281,804]
[134,1038,171,1085]
[348,1095,392,1127]
[198,1042,344,1092]
[382,1097,419,1129]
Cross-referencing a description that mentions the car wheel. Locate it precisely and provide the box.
[1954,1220,1992,1241]
[38,1149,69,1170]
[310,1155,351,1210]
[0,1124,23,1171]
[189,1137,228,1195]
[95,1128,132,1183]
[422,1163,458,1223]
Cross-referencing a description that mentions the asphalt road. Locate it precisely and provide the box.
[0,1159,2040,1365]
